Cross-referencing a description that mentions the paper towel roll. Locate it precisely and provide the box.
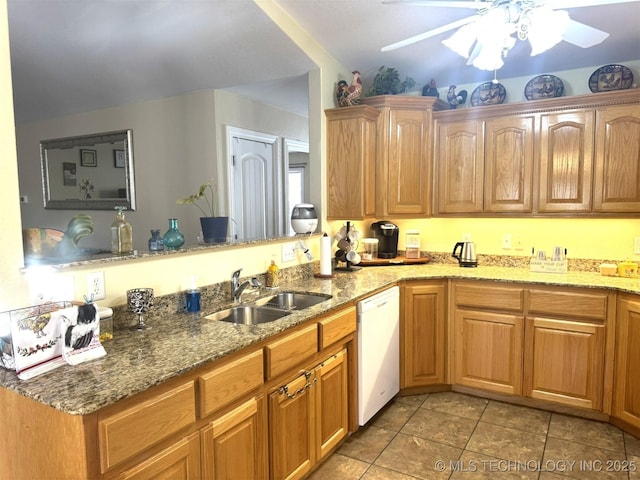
[320,234,332,275]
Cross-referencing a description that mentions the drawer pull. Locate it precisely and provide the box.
[279,371,316,399]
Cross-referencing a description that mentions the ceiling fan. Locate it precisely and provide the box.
[381,0,639,70]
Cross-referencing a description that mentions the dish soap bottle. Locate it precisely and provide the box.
[266,258,279,288]
[111,206,133,254]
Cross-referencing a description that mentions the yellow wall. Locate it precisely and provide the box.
[330,218,640,261]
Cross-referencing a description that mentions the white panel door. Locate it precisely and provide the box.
[231,135,283,241]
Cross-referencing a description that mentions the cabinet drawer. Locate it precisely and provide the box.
[318,307,356,349]
[198,349,264,418]
[455,283,524,312]
[527,289,609,321]
[265,323,318,379]
[99,381,196,473]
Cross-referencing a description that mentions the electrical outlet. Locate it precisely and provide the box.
[87,271,106,301]
[635,237,640,255]
[502,233,512,250]
[462,233,472,242]
[514,240,524,251]
[281,243,296,263]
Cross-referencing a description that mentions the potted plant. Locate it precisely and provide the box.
[177,179,229,243]
[367,66,416,96]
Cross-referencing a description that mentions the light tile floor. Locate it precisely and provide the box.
[309,392,640,480]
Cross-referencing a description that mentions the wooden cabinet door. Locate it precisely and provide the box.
[381,109,431,216]
[201,396,267,480]
[613,298,640,429]
[314,350,348,460]
[453,309,524,395]
[524,317,605,410]
[401,282,446,388]
[593,104,640,212]
[113,432,200,480]
[484,115,534,213]
[436,120,484,213]
[269,371,316,480]
[538,110,595,212]
[326,106,380,219]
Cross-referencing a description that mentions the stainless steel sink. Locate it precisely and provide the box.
[205,292,330,325]
[254,292,332,310]
[205,306,291,325]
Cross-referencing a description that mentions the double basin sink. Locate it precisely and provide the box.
[205,292,332,325]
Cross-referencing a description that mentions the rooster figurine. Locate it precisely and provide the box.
[422,79,439,98]
[336,71,362,107]
[447,85,468,109]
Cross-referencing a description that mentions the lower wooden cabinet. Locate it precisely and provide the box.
[201,396,268,480]
[111,432,201,480]
[451,281,613,411]
[453,309,524,396]
[401,281,446,387]
[524,317,605,410]
[269,350,348,480]
[613,296,640,429]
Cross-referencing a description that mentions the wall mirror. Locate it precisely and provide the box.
[40,129,135,211]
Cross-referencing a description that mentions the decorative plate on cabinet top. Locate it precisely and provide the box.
[470,82,506,107]
[588,64,633,93]
[524,74,564,100]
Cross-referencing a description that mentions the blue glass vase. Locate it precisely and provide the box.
[148,229,164,252]
[163,219,184,250]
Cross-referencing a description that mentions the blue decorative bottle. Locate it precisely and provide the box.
[148,229,164,252]
[163,219,184,250]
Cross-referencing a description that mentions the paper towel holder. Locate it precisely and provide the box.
[314,232,337,279]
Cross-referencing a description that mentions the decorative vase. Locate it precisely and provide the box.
[163,219,184,250]
[200,217,229,244]
[148,229,164,252]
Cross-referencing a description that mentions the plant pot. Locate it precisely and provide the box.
[200,217,228,244]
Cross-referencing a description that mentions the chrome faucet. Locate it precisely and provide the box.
[231,268,261,303]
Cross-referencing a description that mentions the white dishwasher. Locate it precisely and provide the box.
[357,286,400,425]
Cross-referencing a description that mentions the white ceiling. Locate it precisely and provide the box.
[7,0,640,124]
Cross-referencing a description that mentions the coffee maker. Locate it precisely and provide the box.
[371,221,399,259]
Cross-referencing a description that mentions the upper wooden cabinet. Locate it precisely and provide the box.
[436,120,484,213]
[361,96,448,217]
[593,104,640,212]
[484,115,534,213]
[434,90,640,216]
[538,110,595,212]
[326,96,447,219]
[326,105,380,220]
[435,114,534,214]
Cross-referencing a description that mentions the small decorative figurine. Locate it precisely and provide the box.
[336,70,363,107]
[447,84,468,109]
[422,79,439,97]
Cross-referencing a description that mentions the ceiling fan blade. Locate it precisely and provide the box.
[381,15,480,51]
[382,1,488,8]
[548,0,640,8]
[562,18,610,47]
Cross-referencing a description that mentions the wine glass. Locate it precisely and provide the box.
[127,288,154,330]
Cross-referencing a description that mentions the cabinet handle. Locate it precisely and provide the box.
[279,371,316,399]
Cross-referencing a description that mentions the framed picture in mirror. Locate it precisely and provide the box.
[114,149,125,168]
[80,149,97,167]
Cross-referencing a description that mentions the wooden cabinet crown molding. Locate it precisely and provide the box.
[433,89,640,121]
[360,94,449,111]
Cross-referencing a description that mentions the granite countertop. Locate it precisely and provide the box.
[1,264,639,416]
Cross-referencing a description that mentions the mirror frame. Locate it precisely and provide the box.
[40,129,136,210]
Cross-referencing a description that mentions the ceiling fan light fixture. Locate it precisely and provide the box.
[442,22,478,58]
[526,7,570,56]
